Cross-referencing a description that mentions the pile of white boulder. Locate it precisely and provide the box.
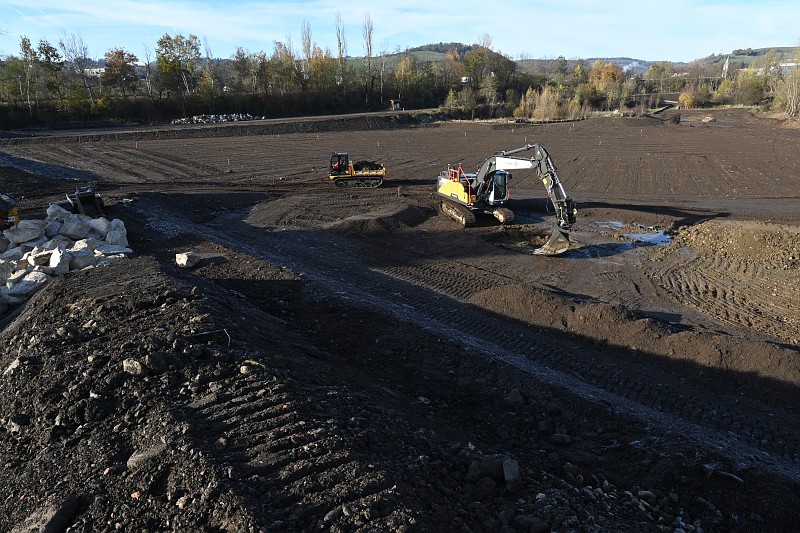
[0,204,132,315]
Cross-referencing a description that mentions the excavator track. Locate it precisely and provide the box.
[440,200,476,227]
[491,207,514,225]
[332,178,384,188]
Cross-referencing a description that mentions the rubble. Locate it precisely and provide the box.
[0,203,131,315]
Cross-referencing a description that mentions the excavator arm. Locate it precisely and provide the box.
[474,144,577,229]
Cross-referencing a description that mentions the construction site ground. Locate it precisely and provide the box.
[0,107,798,532]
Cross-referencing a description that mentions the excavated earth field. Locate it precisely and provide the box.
[0,108,798,532]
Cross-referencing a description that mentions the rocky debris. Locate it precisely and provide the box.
[0,203,131,315]
[170,113,262,125]
[664,219,800,270]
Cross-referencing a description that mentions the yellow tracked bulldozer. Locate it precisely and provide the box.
[329,152,386,188]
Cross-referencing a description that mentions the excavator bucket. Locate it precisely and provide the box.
[533,228,570,256]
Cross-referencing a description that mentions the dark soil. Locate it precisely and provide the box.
[0,109,798,532]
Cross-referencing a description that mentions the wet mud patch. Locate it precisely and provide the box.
[481,225,569,254]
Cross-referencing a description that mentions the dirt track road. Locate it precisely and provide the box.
[0,108,798,531]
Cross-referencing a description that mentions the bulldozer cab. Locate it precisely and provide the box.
[330,152,350,175]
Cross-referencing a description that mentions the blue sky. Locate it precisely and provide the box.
[1,0,797,63]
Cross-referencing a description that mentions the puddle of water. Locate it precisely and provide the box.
[595,221,672,245]
[623,231,671,245]
[595,221,625,229]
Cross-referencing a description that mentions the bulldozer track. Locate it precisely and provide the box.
[145,206,799,481]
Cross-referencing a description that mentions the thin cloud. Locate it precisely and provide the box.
[0,0,797,61]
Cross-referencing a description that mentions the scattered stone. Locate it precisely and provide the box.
[122,358,148,377]
[503,457,523,493]
[550,433,572,445]
[10,494,78,533]
[176,251,202,268]
[127,443,168,470]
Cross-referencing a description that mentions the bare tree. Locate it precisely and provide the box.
[378,39,389,105]
[141,43,155,100]
[362,11,374,105]
[19,36,37,115]
[59,31,95,104]
[786,43,800,117]
[335,11,347,87]
[301,19,312,81]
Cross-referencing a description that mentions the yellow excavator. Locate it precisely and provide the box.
[436,143,577,255]
[0,192,19,230]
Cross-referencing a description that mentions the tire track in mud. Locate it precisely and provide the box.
[142,205,799,481]
[2,143,223,183]
[183,377,392,523]
[654,252,800,345]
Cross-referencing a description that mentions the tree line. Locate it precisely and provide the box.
[0,22,798,129]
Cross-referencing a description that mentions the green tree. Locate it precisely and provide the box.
[479,74,498,105]
[644,61,674,92]
[270,39,300,100]
[37,40,63,106]
[442,87,459,111]
[309,44,337,96]
[735,69,765,105]
[102,48,138,98]
[155,33,201,112]
[713,78,734,105]
[458,86,477,119]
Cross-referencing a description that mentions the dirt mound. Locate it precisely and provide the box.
[668,219,800,270]
[650,220,800,345]
[325,204,433,234]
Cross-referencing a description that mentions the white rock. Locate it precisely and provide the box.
[88,217,112,237]
[94,244,133,256]
[8,270,51,298]
[49,246,72,275]
[69,238,102,252]
[176,251,201,268]
[105,219,128,247]
[27,249,53,267]
[69,248,97,270]
[5,269,28,290]
[46,203,73,220]
[3,220,46,244]
[59,215,92,240]
[44,219,63,238]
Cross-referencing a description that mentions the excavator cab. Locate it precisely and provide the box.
[330,152,349,175]
[485,171,509,206]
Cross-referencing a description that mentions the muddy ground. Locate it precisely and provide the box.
[0,108,798,532]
